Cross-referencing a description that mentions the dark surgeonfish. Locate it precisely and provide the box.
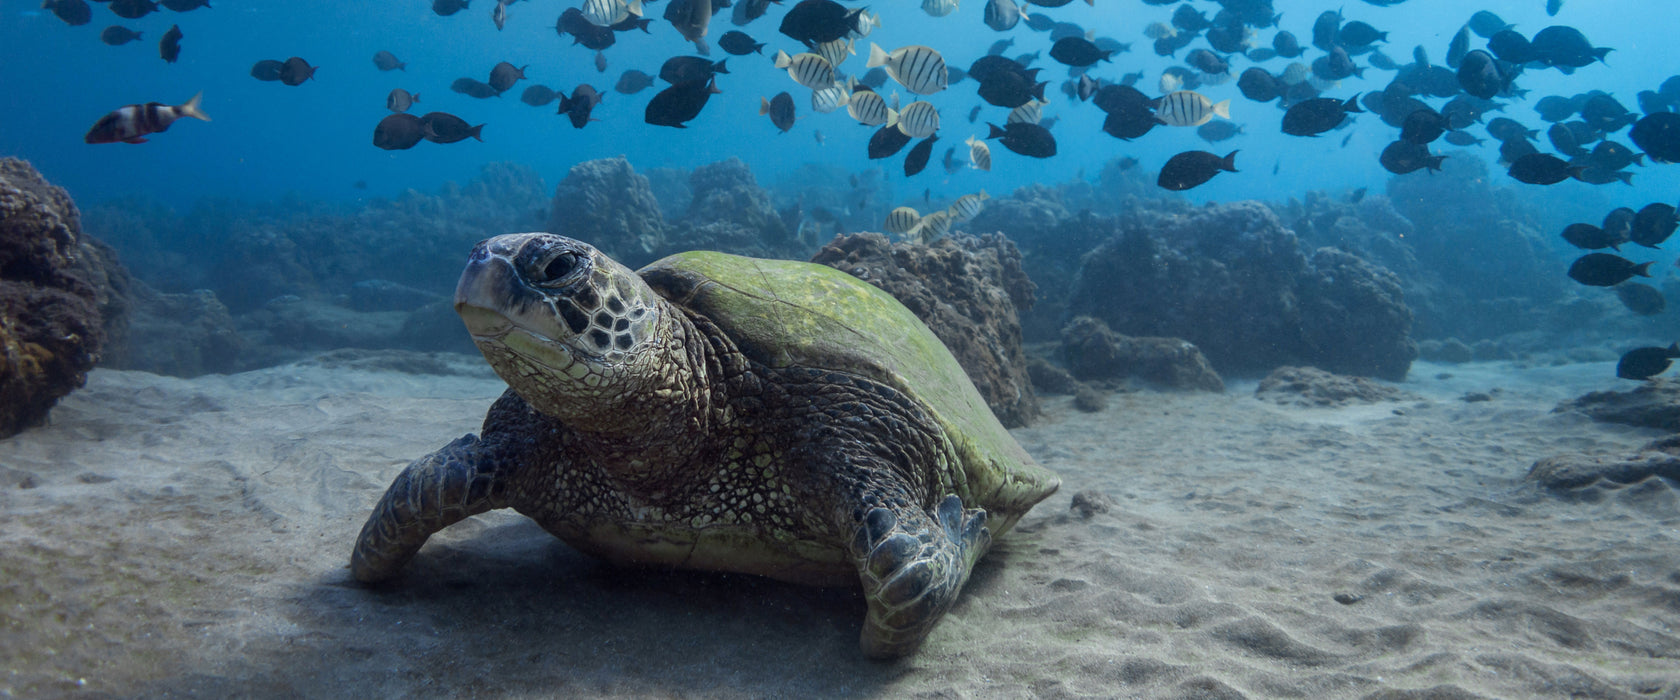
[109,0,159,19]
[452,77,500,98]
[1568,253,1652,287]
[904,136,937,176]
[373,50,406,71]
[1282,95,1361,136]
[373,113,428,150]
[986,121,1056,158]
[100,26,142,45]
[1630,203,1680,248]
[659,56,727,84]
[279,57,317,86]
[250,59,284,81]
[760,91,795,132]
[1615,284,1666,316]
[84,91,209,144]
[44,0,92,26]
[1560,223,1620,251]
[520,85,556,106]
[158,24,182,63]
[1630,113,1680,163]
[615,69,654,94]
[159,0,210,10]
[1399,107,1449,144]
[488,62,527,93]
[779,0,862,45]
[1617,343,1680,380]
[419,112,484,143]
[387,88,420,113]
[558,85,603,128]
[1507,153,1578,185]
[1158,150,1237,190]
[1379,140,1445,174]
[717,30,764,56]
[867,123,911,159]
[433,0,470,16]
[644,77,719,128]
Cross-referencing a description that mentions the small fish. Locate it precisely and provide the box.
[986,121,1056,158]
[1282,95,1361,137]
[109,0,158,20]
[1567,253,1652,287]
[811,86,848,114]
[45,0,92,26]
[660,56,728,84]
[1007,99,1046,125]
[965,135,992,170]
[1156,91,1229,127]
[1616,284,1666,317]
[558,85,603,128]
[921,0,957,18]
[1559,223,1619,251]
[895,101,939,138]
[373,113,427,150]
[867,124,912,159]
[1049,37,1112,67]
[488,62,527,93]
[1507,153,1579,185]
[885,207,921,235]
[1617,343,1679,380]
[250,59,285,82]
[644,77,720,128]
[947,190,989,221]
[760,91,796,132]
[1630,203,1679,248]
[594,52,608,73]
[615,69,655,94]
[432,0,469,16]
[1144,22,1176,40]
[279,57,317,86]
[905,210,951,245]
[866,44,947,95]
[1195,121,1243,143]
[774,51,836,90]
[717,30,764,56]
[1547,0,1563,16]
[100,26,143,46]
[814,130,825,145]
[1157,150,1238,190]
[419,111,484,143]
[84,91,210,144]
[373,51,406,72]
[159,24,182,63]
[492,0,507,30]
[941,146,962,174]
[845,86,895,126]
[904,136,937,176]
[387,88,421,113]
[1379,140,1446,174]
[452,77,500,99]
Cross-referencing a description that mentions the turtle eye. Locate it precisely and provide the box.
[535,252,580,286]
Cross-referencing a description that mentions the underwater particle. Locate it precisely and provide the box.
[774,51,836,90]
[373,50,406,72]
[373,113,427,150]
[1630,203,1679,248]
[419,112,484,143]
[904,136,937,176]
[279,57,317,86]
[885,207,920,235]
[387,88,421,113]
[158,24,182,63]
[1379,140,1446,174]
[100,26,143,46]
[1282,95,1361,136]
[760,91,796,133]
[867,44,947,95]
[717,30,764,56]
[965,135,991,171]
[1615,284,1666,317]
[644,77,719,128]
[84,91,209,144]
[488,61,527,94]
[45,0,92,25]
[1560,223,1619,251]
[660,56,728,84]
[985,121,1055,158]
[558,85,603,128]
[452,77,500,99]
[895,101,939,139]
[867,124,911,159]
[1156,90,1228,127]
[615,69,654,94]
[433,0,469,16]
[1617,344,1679,380]
[1506,153,1578,185]
[1568,253,1652,287]
[1157,150,1238,191]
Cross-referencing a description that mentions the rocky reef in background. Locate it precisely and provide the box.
[0,158,121,437]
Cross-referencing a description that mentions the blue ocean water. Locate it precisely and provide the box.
[3,0,1675,213]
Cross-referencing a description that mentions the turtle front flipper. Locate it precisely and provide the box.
[351,434,510,583]
[851,494,992,659]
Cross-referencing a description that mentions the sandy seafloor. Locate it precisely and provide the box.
[2,353,1678,700]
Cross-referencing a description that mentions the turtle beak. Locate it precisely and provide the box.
[454,247,517,340]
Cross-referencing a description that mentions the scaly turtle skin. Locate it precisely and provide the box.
[351,233,1059,658]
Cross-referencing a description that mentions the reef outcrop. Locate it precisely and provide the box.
[667,158,805,261]
[1060,316,1223,392]
[546,156,667,269]
[1254,366,1417,407]
[0,158,110,437]
[810,232,1039,427]
[1066,201,1416,380]
[1554,380,1680,432]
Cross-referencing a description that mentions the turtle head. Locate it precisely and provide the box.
[454,233,667,420]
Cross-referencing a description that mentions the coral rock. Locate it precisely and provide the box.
[547,156,668,269]
[1060,316,1224,392]
[1254,366,1416,407]
[1555,380,1680,432]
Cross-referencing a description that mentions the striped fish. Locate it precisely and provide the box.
[1156,90,1229,126]
[813,37,854,68]
[1279,62,1311,85]
[582,0,641,27]
[84,92,211,144]
[921,0,958,18]
[811,86,849,113]
[866,43,947,95]
[895,100,939,138]
[965,135,992,171]
[845,85,896,126]
[885,206,921,235]
[947,190,990,221]
[774,50,836,90]
[850,10,881,38]
[906,210,951,244]
[1006,99,1047,125]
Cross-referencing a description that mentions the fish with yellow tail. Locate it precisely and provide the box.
[84,92,209,144]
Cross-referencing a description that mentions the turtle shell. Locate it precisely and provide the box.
[639,251,1059,534]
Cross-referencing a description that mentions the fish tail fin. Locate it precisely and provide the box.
[1344,93,1364,112]
[1617,171,1635,186]
[759,97,770,115]
[714,58,729,75]
[470,124,484,141]
[628,0,642,14]
[414,93,421,103]
[867,43,890,69]
[1428,155,1448,171]
[987,123,1006,140]
[178,91,210,122]
[884,108,898,129]
[774,50,792,69]
[978,189,989,199]
[1636,261,1656,278]
[1212,99,1231,119]
[1221,150,1239,172]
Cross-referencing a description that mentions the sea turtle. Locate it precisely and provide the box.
[351,232,1059,658]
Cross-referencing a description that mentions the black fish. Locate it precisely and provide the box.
[1583,140,1643,170]
[1560,223,1619,250]
[977,69,1046,109]
[1311,10,1341,51]
[717,31,763,56]
[279,57,316,86]
[488,62,527,93]
[967,105,981,123]
[1631,203,1679,248]
[867,124,911,159]
[644,77,719,128]
[45,0,92,25]
[158,24,182,63]
[159,0,208,12]
[1446,25,1470,69]
[1631,112,1680,163]
[760,91,795,132]
[1337,21,1386,48]
[1173,4,1212,33]
[1158,150,1237,191]
[904,136,937,176]
[1487,29,1533,64]
[1380,140,1445,174]
[521,85,557,106]
[1547,0,1563,16]
[1507,153,1578,185]
[660,56,727,84]
[433,0,469,16]
[1443,130,1484,147]
[1282,95,1362,137]
[1456,50,1506,100]
[1568,253,1652,287]
[373,50,406,72]
[1580,93,1637,133]
[1617,344,1680,380]
[1571,167,1633,186]
[109,0,158,19]
[100,26,142,46]
[1399,108,1448,144]
[1186,49,1229,77]
[1547,123,1586,157]
[1602,207,1637,245]
[1530,25,1611,69]
[1049,37,1111,67]
[778,0,861,45]
[615,69,654,94]
[419,112,483,143]
[250,59,284,82]
[558,8,617,50]
[1486,118,1537,144]
[1273,31,1303,58]
[1236,68,1280,103]
[1311,46,1361,82]
[986,122,1056,158]
[1467,10,1512,38]
[373,113,427,150]
[557,85,602,128]
[1616,284,1667,317]
[451,77,500,99]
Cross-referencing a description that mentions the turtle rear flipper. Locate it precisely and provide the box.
[351,434,510,583]
[852,494,992,659]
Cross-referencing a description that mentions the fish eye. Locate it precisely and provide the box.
[535,251,581,286]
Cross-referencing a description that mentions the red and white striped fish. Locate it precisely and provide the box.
[84,92,210,144]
